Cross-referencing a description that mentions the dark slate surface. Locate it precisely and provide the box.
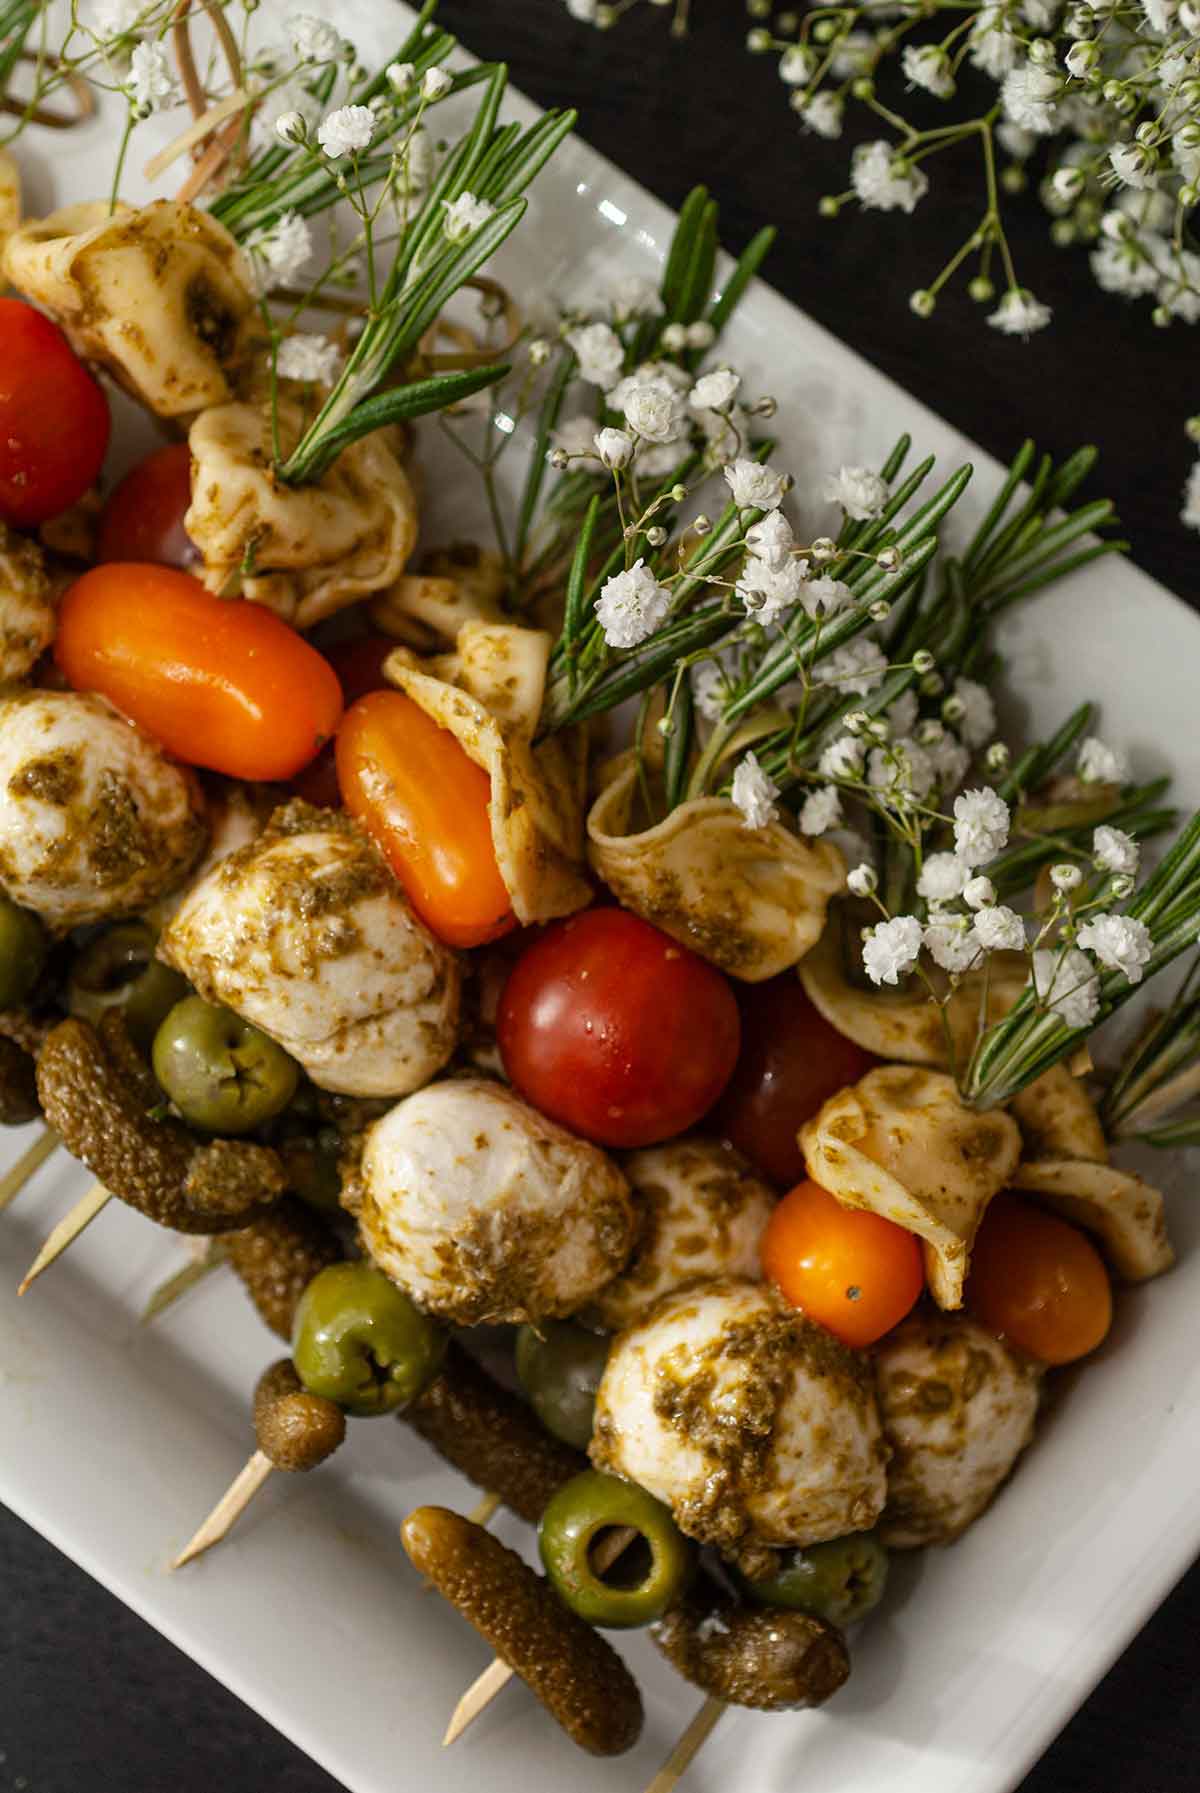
[2,2,1196,1790]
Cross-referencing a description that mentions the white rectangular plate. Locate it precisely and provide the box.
[4,5,1199,1791]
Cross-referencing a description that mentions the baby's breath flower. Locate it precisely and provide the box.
[819,735,865,781]
[731,752,780,830]
[686,321,716,350]
[1109,143,1157,190]
[738,555,809,625]
[1032,947,1101,1027]
[780,44,818,84]
[963,875,997,910]
[745,509,794,571]
[1002,62,1061,134]
[594,427,633,469]
[1076,913,1153,982]
[609,275,663,321]
[851,141,930,213]
[1050,862,1084,891]
[624,376,688,444]
[276,333,342,385]
[93,0,144,39]
[863,914,923,986]
[974,903,1026,951]
[245,212,313,291]
[289,14,340,62]
[317,105,374,159]
[801,574,853,619]
[847,862,878,898]
[988,287,1053,336]
[275,108,309,145]
[970,7,1020,78]
[421,67,453,101]
[902,45,956,99]
[595,559,671,648]
[814,639,888,697]
[1077,735,1130,783]
[918,853,970,904]
[566,322,624,389]
[127,41,176,112]
[1093,824,1140,878]
[930,733,972,796]
[689,368,740,411]
[802,94,844,139]
[953,787,1010,866]
[691,660,729,722]
[924,915,982,973]
[799,785,843,836]
[442,192,495,242]
[724,458,787,510]
[823,464,887,519]
[386,61,415,91]
[949,675,996,748]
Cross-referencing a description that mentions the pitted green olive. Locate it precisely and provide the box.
[152,995,299,1133]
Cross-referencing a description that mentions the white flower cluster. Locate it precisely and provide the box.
[857,782,1152,1040]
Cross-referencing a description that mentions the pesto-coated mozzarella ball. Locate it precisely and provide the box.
[352,1076,637,1326]
[159,802,459,1098]
[589,1137,775,1331]
[0,690,205,929]
[874,1311,1042,1548]
[591,1277,888,1567]
[145,783,271,931]
[0,524,55,684]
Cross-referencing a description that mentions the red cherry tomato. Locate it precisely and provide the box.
[761,1178,924,1348]
[967,1192,1112,1365]
[0,299,110,526]
[336,689,515,949]
[497,908,741,1148]
[712,977,878,1186]
[292,635,396,809]
[96,442,199,569]
[56,564,342,780]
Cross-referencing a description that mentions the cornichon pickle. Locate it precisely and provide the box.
[405,1341,588,1522]
[224,1197,343,1340]
[401,1505,643,1758]
[651,1582,850,1711]
[36,1016,285,1234]
[252,1358,346,1473]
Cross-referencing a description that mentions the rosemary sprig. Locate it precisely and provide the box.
[275,65,575,484]
[962,813,1200,1110]
[1100,958,1200,1139]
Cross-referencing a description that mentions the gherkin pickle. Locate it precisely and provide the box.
[539,1469,695,1629]
[292,1261,445,1417]
[515,1320,609,1450]
[737,1531,889,1628]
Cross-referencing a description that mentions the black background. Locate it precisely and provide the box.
[2,2,1198,1790]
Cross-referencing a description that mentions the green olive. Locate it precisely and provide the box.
[737,1531,889,1628]
[292,1261,446,1417]
[515,1321,609,1450]
[68,922,189,1051]
[0,893,47,1011]
[152,995,300,1134]
[538,1469,695,1629]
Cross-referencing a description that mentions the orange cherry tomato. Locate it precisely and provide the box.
[55,564,343,781]
[291,634,396,810]
[967,1192,1112,1365]
[762,1177,925,1348]
[336,689,514,949]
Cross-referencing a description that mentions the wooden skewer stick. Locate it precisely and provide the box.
[643,1697,727,1793]
[466,1490,502,1528]
[442,1524,639,1747]
[143,88,249,179]
[0,1125,57,1211]
[172,1449,274,1569]
[17,1180,111,1294]
[140,1240,227,1325]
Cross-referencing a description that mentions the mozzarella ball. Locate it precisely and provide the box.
[353,1076,637,1325]
[590,1137,775,1331]
[591,1276,887,1565]
[0,690,205,929]
[0,525,55,684]
[145,782,271,931]
[159,802,460,1098]
[874,1311,1042,1548]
